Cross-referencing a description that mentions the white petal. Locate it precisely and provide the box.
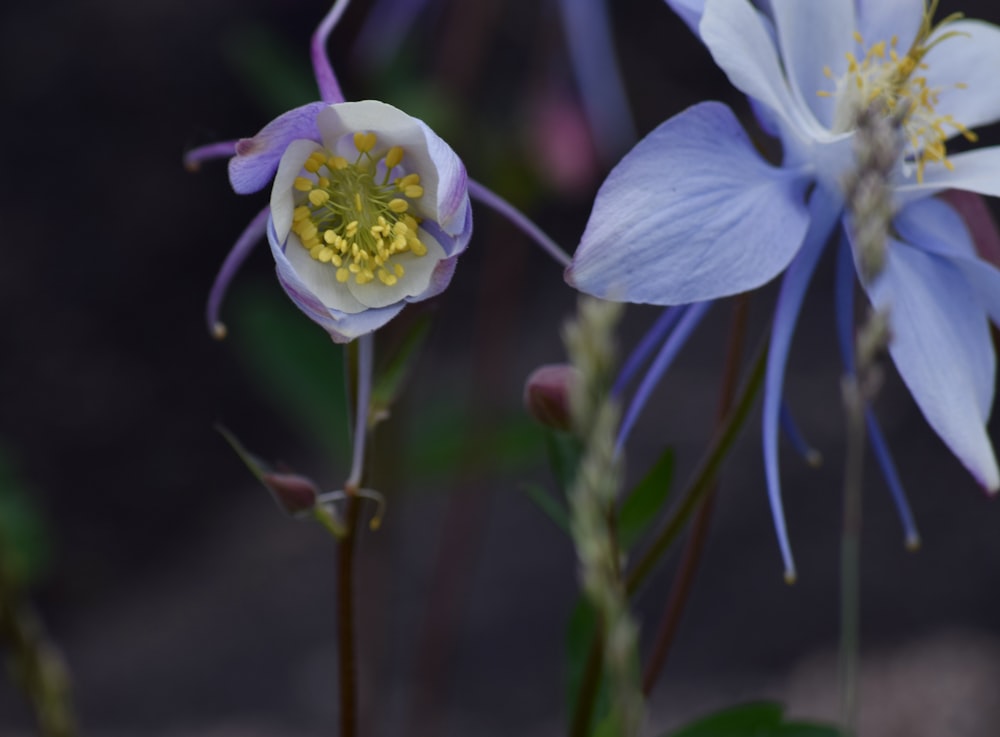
[769,0,855,129]
[345,228,448,309]
[895,146,1000,202]
[283,232,368,314]
[316,101,469,234]
[567,102,812,304]
[863,236,999,491]
[856,0,924,52]
[701,0,807,138]
[270,139,324,242]
[922,20,1000,133]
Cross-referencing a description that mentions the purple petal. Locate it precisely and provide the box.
[616,301,711,453]
[762,185,843,582]
[184,140,238,172]
[207,206,270,339]
[228,102,328,194]
[568,101,811,304]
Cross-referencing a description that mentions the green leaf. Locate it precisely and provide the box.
[663,702,840,737]
[0,451,51,587]
[617,448,674,550]
[565,598,609,732]
[545,430,583,492]
[371,317,431,419]
[519,483,569,534]
[229,283,348,457]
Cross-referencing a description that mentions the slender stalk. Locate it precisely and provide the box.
[337,494,361,737]
[641,296,749,694]
[337,333,373,737]
[626,332,769,596]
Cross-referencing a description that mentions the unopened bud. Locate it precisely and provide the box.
[262,472,320,516]
[524,364,579,431]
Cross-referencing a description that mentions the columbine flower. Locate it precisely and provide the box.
[185,1,470,343]
[239,99,471,342]
[567,0,1000,577]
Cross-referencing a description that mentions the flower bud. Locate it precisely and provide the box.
[261,471,320,516]
[524,364,579,431]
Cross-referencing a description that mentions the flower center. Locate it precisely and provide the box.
[818,1,977,182]
[290,132,428,287]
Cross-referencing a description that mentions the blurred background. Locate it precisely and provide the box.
[4,0,1000,735]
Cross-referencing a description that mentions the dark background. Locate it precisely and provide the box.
[4,0,1000,735]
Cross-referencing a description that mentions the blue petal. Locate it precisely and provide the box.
[859,225,1000,491]
[895,197,1000,327]
[664,0,705,34]
[613,306,687,396]
[228,102,328,194]
[616,301,712,453]
[207,206,270,339]
[568,102,811,304]
[762,185,843,581]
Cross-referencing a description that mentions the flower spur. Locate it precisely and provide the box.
[568,0,1000,579]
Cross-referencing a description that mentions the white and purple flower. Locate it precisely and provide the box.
[186,1,470,343]
[568,0,1000,577]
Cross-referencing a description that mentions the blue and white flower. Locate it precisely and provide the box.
[567,0,1000,577]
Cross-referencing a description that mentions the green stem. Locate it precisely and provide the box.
[0,546,76,736]
[625,331,769,597]
[839,375,866,737]
[640,296,750,694]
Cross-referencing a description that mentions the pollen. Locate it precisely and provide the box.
[289,137,430,287]
[819,0,974,182]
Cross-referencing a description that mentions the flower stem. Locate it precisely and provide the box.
[640,295,749,694]
[337,333,373,737]
[625,330,769,596]
[839,374,865,737]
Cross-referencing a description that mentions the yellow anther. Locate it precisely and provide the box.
[853,30,864,45]
[385,146,404,169]
[290,138,432,288]
[353,131,377,152]
[308,189,330,206]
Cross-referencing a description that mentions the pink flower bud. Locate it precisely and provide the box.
[261,471,320,516]
[524,364,578,431]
